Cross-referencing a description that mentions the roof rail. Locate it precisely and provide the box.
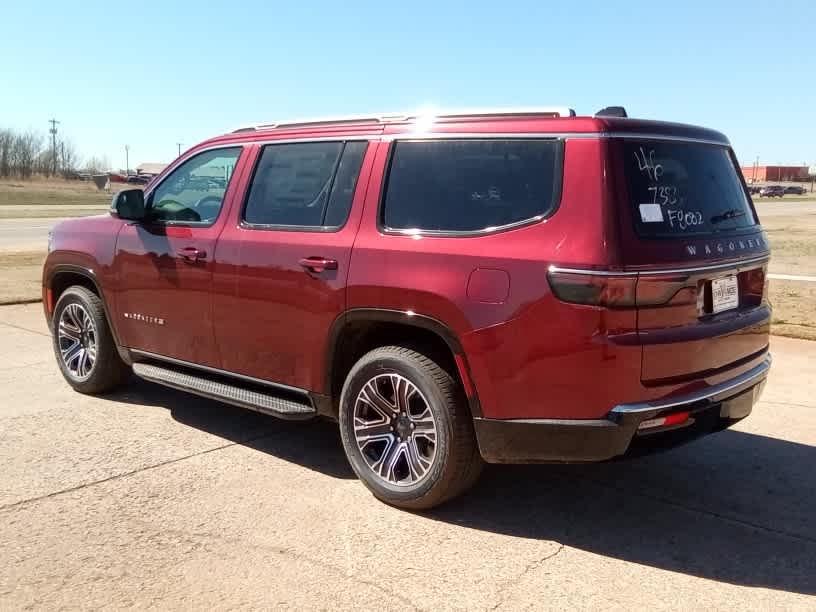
[232,107,576,133]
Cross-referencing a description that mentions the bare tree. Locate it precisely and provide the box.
[59,139,79,175]
[0,129,13,178]
[83,155,110,174]
[11,131,43,178]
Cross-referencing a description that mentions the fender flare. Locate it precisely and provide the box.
[46,264,124,351]
[325,308,482,417]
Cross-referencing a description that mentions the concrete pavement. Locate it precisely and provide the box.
[0,303,814,609]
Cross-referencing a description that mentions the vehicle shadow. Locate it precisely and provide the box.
[108,377,816,595]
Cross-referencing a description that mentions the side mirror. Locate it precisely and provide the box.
[110,188,146,221]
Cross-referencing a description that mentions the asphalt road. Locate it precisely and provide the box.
[0,303,814,609]
[0,217,67,251]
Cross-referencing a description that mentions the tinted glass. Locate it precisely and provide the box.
[623,140,756,237]
[383,140,562,232]
[150,147,241,224]
[244,142,343,227]
[323,141,367,227]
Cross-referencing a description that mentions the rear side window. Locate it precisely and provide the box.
[244,141,366,228]
[383,140,562,233]
[623,140,756,238]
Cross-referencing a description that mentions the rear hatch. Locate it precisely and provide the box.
[613,136,770,385]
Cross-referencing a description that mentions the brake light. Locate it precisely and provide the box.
[546,270,636,308]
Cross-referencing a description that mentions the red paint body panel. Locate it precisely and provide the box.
[43,111,771,431]
[211,142,377,391]
[108,146,253,367]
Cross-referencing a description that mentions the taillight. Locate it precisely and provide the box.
[547,268,691,308]
[546,269,637,308]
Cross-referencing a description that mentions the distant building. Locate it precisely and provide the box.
[136,162,167,176]
[740,165,808,183]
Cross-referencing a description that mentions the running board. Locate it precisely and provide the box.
[132,363,316,420]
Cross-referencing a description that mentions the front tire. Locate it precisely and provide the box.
[52,286,130,394]
[339,346,483,510]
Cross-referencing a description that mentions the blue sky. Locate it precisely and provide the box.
[1,0,813,170]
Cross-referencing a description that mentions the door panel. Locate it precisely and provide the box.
[212,140,374,391]
[112,146,248,366]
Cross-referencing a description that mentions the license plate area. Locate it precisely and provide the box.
[710,275,739,314]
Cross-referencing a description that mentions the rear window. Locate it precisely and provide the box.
[383,139,562,233]
[623,140,756,238]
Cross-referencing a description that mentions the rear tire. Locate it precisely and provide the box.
[52,286,130,394]
[339,345,483,510]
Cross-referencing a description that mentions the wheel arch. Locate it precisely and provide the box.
[46,265,125,353]
[325,308,481,419]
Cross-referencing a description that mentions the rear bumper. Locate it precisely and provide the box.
[474,355,771,463]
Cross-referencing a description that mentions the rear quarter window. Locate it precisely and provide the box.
[382,139,563,233]
[623,140,756,238]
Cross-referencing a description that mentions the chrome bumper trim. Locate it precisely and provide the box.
[611,354,772,415]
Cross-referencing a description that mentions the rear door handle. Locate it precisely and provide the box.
[178,247,206,263]
[298,257,338,273]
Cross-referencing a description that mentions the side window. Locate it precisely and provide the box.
[243,141,367,228]
[382,139,562,233]
[324,141,367,227]
[149,147,241,224]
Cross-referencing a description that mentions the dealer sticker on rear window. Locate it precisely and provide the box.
[639,203,664,223]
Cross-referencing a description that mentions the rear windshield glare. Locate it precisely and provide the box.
[623,140,756,238]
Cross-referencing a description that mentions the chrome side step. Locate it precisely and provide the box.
[132,363,316,420]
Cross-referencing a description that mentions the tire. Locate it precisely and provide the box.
[52,286,130,394]
[339,345,483,510]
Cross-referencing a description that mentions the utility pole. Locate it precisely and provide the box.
[752,156,759,183]
[48,118,60,176]
[176,142,183,157]
[124,145,130,175]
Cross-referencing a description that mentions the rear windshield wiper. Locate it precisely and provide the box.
[710,208,746,224]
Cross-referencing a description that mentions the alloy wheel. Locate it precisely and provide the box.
[57,303,97,380]
[353,373,438,486]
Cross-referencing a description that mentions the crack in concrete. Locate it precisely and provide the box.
[488,544,565,611]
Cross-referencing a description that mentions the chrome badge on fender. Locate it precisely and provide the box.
[123,312,165,325]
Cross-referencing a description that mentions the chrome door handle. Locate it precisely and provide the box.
[178,247,206,263]
[298,257,338,273]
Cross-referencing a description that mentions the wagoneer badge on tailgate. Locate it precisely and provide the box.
[685,235,766,257]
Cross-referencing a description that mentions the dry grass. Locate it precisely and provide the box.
[769,280,816,341]
[758,203,816,277]
[0,177,136,215]
[0,250,45,305]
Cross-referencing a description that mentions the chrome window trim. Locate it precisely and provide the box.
[548,254,770,277]
[610,355,771,415]
[381,213,550,238]
[144,144,245,202]
[129,349,311,399]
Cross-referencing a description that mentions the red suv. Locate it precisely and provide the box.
[43,107,771,509]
